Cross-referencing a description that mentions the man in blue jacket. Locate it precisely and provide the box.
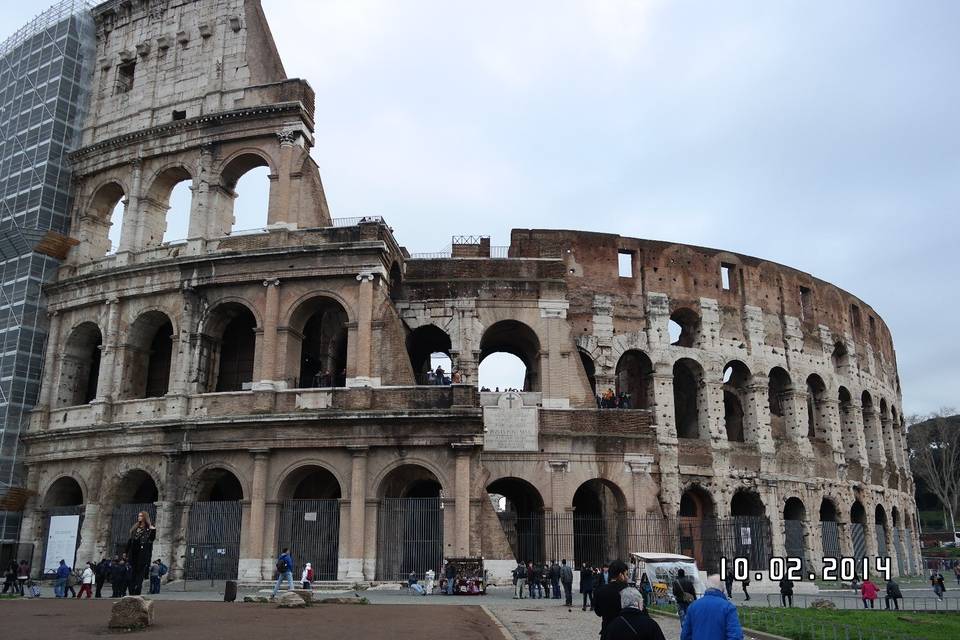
[680,574,743,640]
[55,559,71,598]
[272,548,294,597]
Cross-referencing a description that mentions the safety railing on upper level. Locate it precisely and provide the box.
[330,215,384,227]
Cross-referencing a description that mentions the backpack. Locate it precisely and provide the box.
[276,557,288,574]
[158,563,168,577]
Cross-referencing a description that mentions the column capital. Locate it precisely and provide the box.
[356,271,375,282]
[451,442,476,454]
[250,448,270,459]
[547,459,570,472]
[263,278,280,287]
[347,445,370,456]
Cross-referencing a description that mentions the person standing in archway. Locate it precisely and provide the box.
[125,510,156,596]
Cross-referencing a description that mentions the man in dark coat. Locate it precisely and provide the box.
[603,587,667,640]
[110,557,127,598]
[779,576,794,607]
[580,562,595,610]
[885,578,903,610]
[95,557,111,598]
[560,558,574,606]
[549,560,561,599]
[444,560,457,595]
[593,560,630,636]
[672,568,696,619]
[723,571,734,598]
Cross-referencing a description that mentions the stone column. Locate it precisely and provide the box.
[345,446,368,580]
[78,457,105,564]
[187,145,212,245]
[847,403,870,471]
[820,398,845,463]
[348,271,377,387]
[862,407,885,467]
[158,453,182,577]
[96,297,121,402]
[117,159,142,256]
[744,377,776,457]
[255,279,281,389]
[453,445,473,556]
[166,290,196,416]
[240,449,270,580]
[650,369,677,442]
[35,310,62,428]
[271,129,297,225]
[548,460,574,562]
[783,390,814,456]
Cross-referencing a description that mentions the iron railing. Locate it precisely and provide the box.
[376,497,444,581]
[278,498,341,581]
[331,216,384,227]
[109,503,158,558]
[183,501,241,581]
[761,592,960,612]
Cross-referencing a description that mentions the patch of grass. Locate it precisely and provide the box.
[736,607,960,640]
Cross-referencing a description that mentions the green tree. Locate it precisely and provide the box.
[907,410,960,536]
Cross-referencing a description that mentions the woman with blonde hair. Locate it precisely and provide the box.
[125,511,156,596]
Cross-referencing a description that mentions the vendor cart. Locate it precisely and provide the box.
[439,557,487,595]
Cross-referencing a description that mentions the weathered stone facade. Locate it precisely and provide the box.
[19,0,920,584]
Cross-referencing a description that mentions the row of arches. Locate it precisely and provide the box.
[87,155,271,257]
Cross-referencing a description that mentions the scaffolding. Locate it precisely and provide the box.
[0,0,94,542]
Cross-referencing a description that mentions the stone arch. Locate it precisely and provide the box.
[678,485,717,572]
[487,477,545,563]
[579,348,597,396]
[730,489,770,571]
[669,307,700,347]
[831,342,849,374]
[183,465,245,581]
[277,464,343,500]
[572,478,627,568]
[215,149,276,236]
[406,324,452,385]
[768,367,792,440]
[784,496,806,521]
[287,295,350,388]
[730,489,766,517]
[143,163,194,245]
[82,180,127,258]
[377,463,444,499]
[806,374,827,439]
[120,310,175,399]
[783,496,807,561]
[56,321,103,407]
[374,463,446,580]
[615,349,654,409]
[106,469,160,556]
[198,301,258,392]
[479,319,542,392]
[183,463,248,503]
[276,463,343,580]
[722,360,751,442]
[673,357,706,439]
[43,475,85,508]
[891,506,900,528]
[679,485,716,518]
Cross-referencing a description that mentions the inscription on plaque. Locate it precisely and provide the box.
[483,392,538,451]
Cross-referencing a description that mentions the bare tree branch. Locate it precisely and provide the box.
[908,409,960,533]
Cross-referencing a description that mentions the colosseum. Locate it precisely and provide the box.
[19,0,920,586]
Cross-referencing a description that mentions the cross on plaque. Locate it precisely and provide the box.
[506,393,519,409]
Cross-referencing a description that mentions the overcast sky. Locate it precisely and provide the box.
[6,0,957,414]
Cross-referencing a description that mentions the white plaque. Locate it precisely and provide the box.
[304,512,318,522]
[43,514,80,574]
[483,392,538,451]
[740,527,752,546]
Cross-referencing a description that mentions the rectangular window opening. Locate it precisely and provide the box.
[172,109,186,121]
[799,286,813,321]
[618,250,633,278]
[720,263,733,291]
[115,61,135,94]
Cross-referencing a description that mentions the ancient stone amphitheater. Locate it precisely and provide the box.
[20,0,920,584]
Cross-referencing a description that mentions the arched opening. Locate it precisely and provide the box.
[669,308,700,347]
[41,477,85,575]
[874,504,889,559]
[673,358,704,439]
[185,468,243,580]
[806,374,827,440]
[850,501,867,563]
[376,464,444,580]
[768,367,792,440]
[198,302,257,392]
[406,324,453,385]
[831,342,849,374]
[722,361,750,442]
[87,182,126,258]
[278,466,342,580]
[218,154,271,236]
[479,320,540,392]
[730,490,771,570]
[121,311,174,399]
[57,322,102,407]
[861,391,883,463]
[144,166,193,245]
[572,479,626,568]
[820,498,841,559]
[579,349,597,396]
[487,478,545,564]
[479,353,526,391]
[291,297,348,388]
[109,470,159,556]
[615,350,653,409]
[389,262,403,302]
[783,497,807,562]
[678,486,717,571]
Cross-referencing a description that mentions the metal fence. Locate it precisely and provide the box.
[822,521,842,559]
[331,216,384,227]
[785,519,806,562]
[851,523,867,563]
[183,501,241,581]
[109,503,157,558]
[505,514,772,574]
[277,499,340,581]
[875,524,887,557]
[763,592,960,612]
[375,497,443,581]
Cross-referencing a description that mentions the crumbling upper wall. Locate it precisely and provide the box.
[84,0,293,145]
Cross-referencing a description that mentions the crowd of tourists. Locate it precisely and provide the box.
[596,388,632,408]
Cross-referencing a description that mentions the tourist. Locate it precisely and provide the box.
[779,575,794,607]
[601,564,610,585]
[930,570,945,601]
[512,561,526,599]
[549,559,561,599]
[604,587,667,640]
[639,573,653,608]
[54,559,70,598]
[445,560,457,595]
[17,560,29,596]
[580,562,595,610]
[424,568,435,594]
[954,563,960,586]
[741,575,750,601]
[95,557,111,598]
[272,547,294,597]
[434,364,445,384]
[110,557,127,597]
[2,561,16,594]
[561,558,574,606]
[860,577,877,608]
[884,577,902,610]
[451,370,462,384]
[527,562,539,598]
[149,559,166,594]
[672,568,697,619]
[679,574,743,640]
[593,560,630,636]
[301,562,314,590]
[723,570,734,599]
[538,563,549,598]
[77,562,95,598]
[125,510,156,595]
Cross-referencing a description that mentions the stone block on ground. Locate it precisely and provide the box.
[109,595,155,629]
[809,598,837,609]
[292,589,313,604]
[318,596,368,605]
[243,595,271,603]
[277,591,306,608]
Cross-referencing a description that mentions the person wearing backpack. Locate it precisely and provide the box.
[149,559,167,594]
[272,547,294,597]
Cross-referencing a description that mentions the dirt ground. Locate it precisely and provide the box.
[0,599,506,639]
